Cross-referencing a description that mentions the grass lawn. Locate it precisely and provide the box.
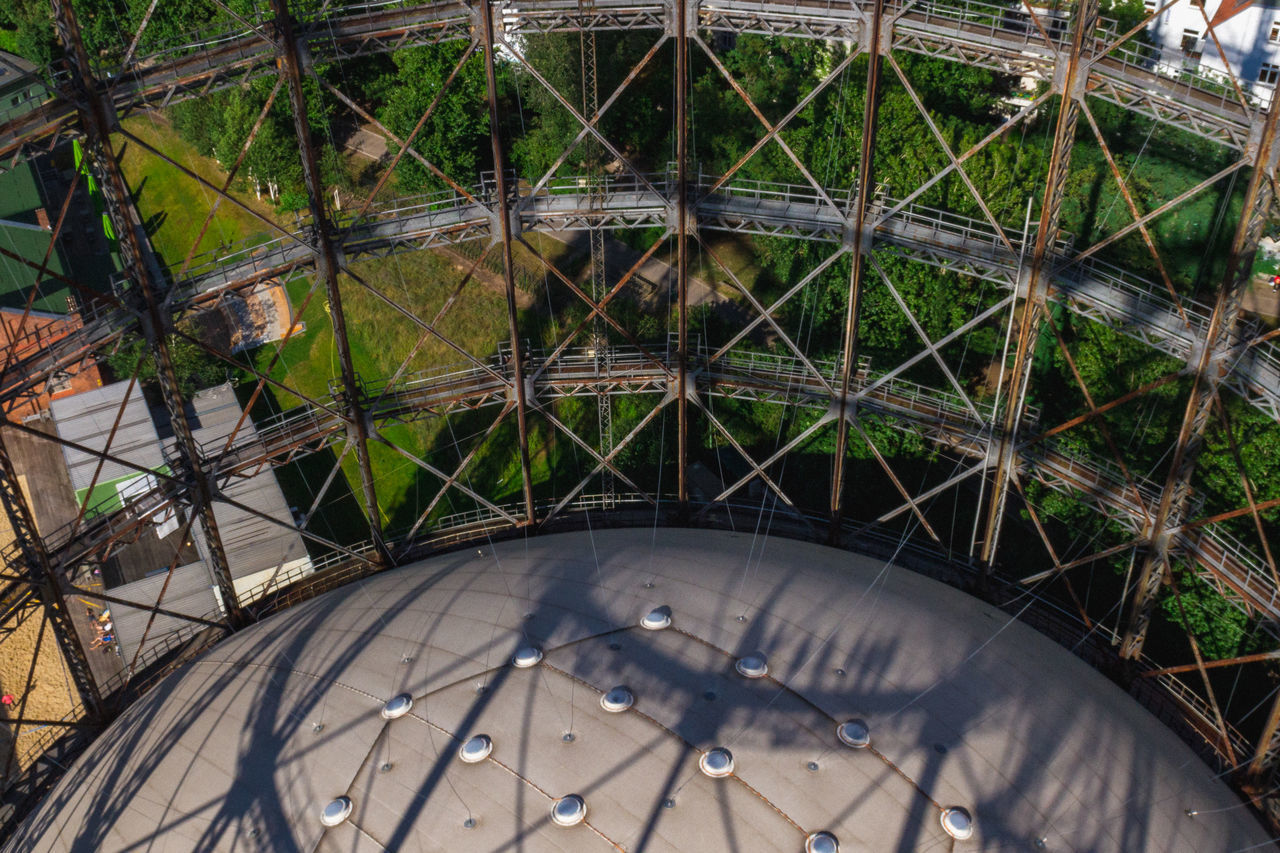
[246,246,538,531]
[106,118,634,540]
[691,233,775,296]
[113,115,283,273]
[1254,253,1280,278]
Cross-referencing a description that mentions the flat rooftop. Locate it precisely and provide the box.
[9,529,1271,851]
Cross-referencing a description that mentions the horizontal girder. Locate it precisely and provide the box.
[36,342,1280,633]
[0,0,1260,164]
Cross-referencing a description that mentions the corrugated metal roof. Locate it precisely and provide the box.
[56,381,309,663]
[51,381,165,493]
[101,562,221,666]
[188,383,308,580]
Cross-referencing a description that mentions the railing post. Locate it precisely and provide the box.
[267,0,390,566]
[50,0,245,627]
[676,0,690,512]
[0,434,101,719]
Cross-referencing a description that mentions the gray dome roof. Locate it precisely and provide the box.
[8,529,1267,851]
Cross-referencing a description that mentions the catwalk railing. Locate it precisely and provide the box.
[0,0,1264,163]
[154,171,1278,417]
[7,169,1273,417]
[27,341,1280,633]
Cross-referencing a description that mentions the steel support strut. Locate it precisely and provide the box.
[268,0,389,565]
[978,0,1098,570]
[1120,105,1280,660]
[481,0,537,524]
[579,0,614,502]
[829,0,885,536]
[50,0,245,627]
[676,0,689,510]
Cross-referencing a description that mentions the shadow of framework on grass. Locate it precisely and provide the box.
[234,379,371,556]
[379,398,677,538]
[4,536,1243,852]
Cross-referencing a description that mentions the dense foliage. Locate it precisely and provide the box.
[106,334,228,395]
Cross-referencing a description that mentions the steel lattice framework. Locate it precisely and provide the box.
[2,0,1280,836]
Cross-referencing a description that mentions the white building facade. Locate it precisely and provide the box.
[1144,0,1280,107]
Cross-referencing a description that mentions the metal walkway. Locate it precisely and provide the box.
[36,343,1280,631]
[166,173,1280,417]
[0,0,1262,162]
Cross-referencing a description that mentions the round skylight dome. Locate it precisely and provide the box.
[805,830,840,853]
[458,734,493,764]
[699,747,735,778]
[600,685,634,712]
[640,606,672,630]
[941,806,975,840]
[319,796,353,827]
[512,645,543,668]
[550,794,587,827]
[735,652,768,678]
[380,693,413,720]
[836,719,870,749]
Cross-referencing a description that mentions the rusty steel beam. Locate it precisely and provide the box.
[518,235,673,377]
[978,0,1098,569]
[398,403,516,550]
[1166,575,1239,767]
[481,0,536,525]
[173,77,284,279]
[1250,689,1280,783]
[676,0,689,509]
[1141,649,1280,679]
[268,0,389,565]
[830,0,885,536]
[1121,104,1280,660]
[50,0,245,628]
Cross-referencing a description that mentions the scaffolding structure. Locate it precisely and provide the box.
[2,0,1280,835]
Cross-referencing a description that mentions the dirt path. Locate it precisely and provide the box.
[0,433,82,785]
[0,605,81,787]
[432,246,536,310]
[544,230,764,339]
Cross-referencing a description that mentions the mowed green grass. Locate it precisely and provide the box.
[113,116,281,270]
[108,118,590,536]
[247,250,524,530]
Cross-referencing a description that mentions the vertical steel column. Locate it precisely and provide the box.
[50,0,245,625]
[675,0,690,509]
[829,0,885,536]
[1249,688,1280,785]
[482,0,537,523]
[0,435,100,716]
[1120,105,1280,659]
[579,1,614,503]
[269,0,389,564]
[979,0,1098,569]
